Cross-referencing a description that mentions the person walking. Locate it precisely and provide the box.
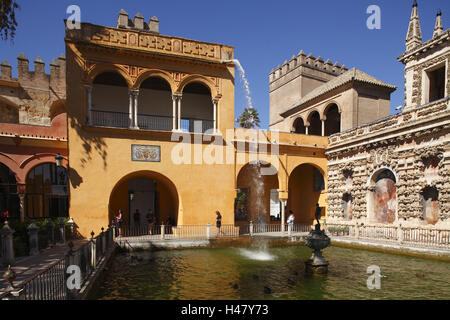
[216,211,224,236]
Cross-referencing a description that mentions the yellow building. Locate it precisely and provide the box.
[65,11,328,237]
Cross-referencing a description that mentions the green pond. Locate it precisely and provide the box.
[93,242,450,300]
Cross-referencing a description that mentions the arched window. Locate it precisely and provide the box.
[25,163,69,219]
[324,104,341,135]
[138,77,173,131]
[308,111,321,136]
[293,117,306,134]
[181,82,213,133]
[0,163,19,219]
[342,193,352,220]
[420,186,439,225]
[91,72,129,128]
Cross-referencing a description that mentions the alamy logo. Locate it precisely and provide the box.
[366,5,381,30]
[366,265,381,290]
[66,5,81,30]
[66,265,81,290]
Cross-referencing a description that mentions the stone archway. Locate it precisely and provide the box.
[236,162,279,224]
[108,171,179,229]
[288,164,325,224]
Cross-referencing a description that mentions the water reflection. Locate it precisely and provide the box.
[95,246,450,300]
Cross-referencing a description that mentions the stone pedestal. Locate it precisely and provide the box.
[304,225,331,274]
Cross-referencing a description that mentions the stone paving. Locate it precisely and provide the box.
[0,240,88,293]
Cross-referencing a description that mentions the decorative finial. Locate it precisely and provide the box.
[413,0,417,7]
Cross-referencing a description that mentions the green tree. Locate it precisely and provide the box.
[0,0,20,41]
[236,107,260,129]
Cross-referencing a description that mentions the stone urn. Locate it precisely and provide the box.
[304,224,331,274]
[3,265,16,289]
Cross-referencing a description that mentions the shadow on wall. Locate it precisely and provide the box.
[69,116,108,170]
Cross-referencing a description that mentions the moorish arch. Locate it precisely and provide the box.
[91,71,130,128]
[287,163,325,224]
[307,110,322,136]
[180,81,215,133]
[367,167,397,224]
[108,170,179,228]
[0,162,20,219]
[324,103,341,135]
[235,161,279,224]
[292,116,307,134]
[137,76,173,131]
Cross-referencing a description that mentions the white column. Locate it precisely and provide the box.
[321,119,325,136]
[281,199,286,233]
[212,98,218,133]
[128,90,133,128]
[305,125,309,135]
[177,95,182,131]
[132,90,139,129]
[84,84,92,125]
[172,95,177,130]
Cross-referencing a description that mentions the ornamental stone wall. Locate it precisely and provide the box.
[326,98,450,229]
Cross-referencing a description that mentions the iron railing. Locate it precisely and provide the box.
[0,227,115,300]
[91,109,129,128]
[91,110,215,133]
[138,113,172,131]
[118,223,313,240]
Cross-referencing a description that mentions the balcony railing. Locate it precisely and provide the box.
[180,118,214,133]
[91,109,129,129]
[91,110,214,133]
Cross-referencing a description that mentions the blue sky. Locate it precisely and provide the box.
[1,0,449,129]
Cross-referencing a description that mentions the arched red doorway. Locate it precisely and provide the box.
[288,164,325,224]
[108,171,179,228]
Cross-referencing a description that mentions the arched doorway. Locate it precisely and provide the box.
[0,162,19,219]
[236,162,279,224]
[288,164,325,224]
[181,82,214,133]
[367,168,397,224]
[138,76,173,131]
[324,104,341,135]
[25,163,69,219]
[109,171,179,230]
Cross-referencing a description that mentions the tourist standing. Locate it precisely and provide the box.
[287,210,294,228]
[133,209,141,229]
[115,209,123,236]
[216,211,224,236]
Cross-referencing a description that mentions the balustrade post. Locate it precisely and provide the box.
[161,225,165,240]
[288,223,292,236]
[249,221,253,236]
[99,227,104,254]
[207,223,211,239]
[27,222,39,256]
[397,223,403,244]
[1,221,15,266]
[59,218,66,244]
[47,221,55,247]
[90,231,96,269]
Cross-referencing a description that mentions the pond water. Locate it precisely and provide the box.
[93,243,450,300]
